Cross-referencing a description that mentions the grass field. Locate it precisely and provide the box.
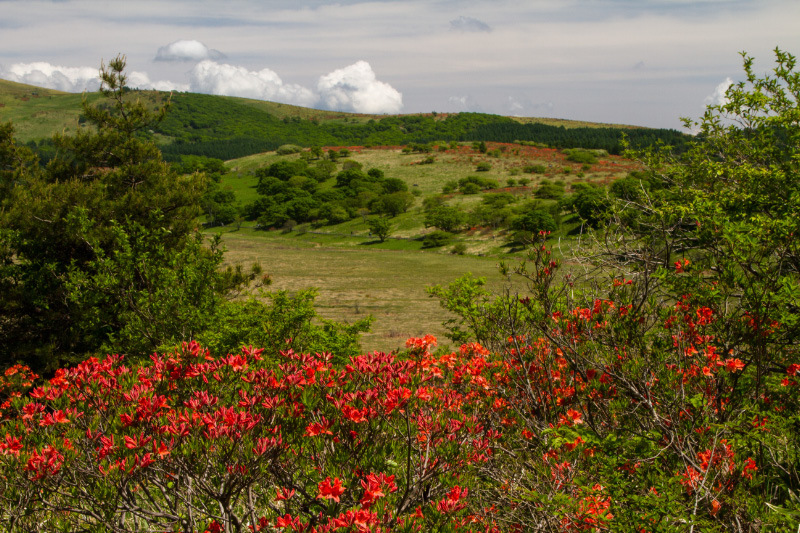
[214,228,526,354]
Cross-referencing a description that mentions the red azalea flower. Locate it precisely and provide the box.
[317,477,345,502]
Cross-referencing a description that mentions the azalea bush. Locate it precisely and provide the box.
[428,234,800,531]
[0,337,508,532]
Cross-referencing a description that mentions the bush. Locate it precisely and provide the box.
[276,144,303,155]
[523,164,547,174]
[510,210,557,239]
[421,230,453,248]
[573,186,608,226]
[424,205,467,232]
[475,161,492,172]
[534,182,565,199]
[442,180,458,194]
[459,182,482,195]
[451,242,467,255]
[564,149,599,164]
[610,175,648,201]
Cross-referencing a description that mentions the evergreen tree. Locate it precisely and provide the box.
[0,56,220,371]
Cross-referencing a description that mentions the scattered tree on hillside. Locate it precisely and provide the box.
[367,217,392,242]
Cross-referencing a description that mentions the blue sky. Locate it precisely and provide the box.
[1,0,798,129]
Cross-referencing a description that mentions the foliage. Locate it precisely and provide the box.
[424,206,467,233]
[534,181,565,200]
[0,56,215,372]
[510,211,557,242]
[573,186,609,227]
[523,164,547,174]
[564,148,599,165]
[421,231,454,249]
[367,217,392,242]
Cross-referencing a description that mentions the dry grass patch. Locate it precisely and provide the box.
[218,230,519,354]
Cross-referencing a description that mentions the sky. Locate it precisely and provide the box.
[1,0,799,130]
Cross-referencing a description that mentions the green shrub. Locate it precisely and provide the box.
[451,242,467,255]
[523,164,547,174]
[564,149,598,165]
[276,144,303,155]
[460,182,482,195]
[534,182,565,199]
[421,230,454,248]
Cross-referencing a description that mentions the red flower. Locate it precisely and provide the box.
[742,457,758,480]
[723,358,745,372]
[275,487,295,501]
[317,477,345,502]
[435,485,468,513]
[304,418,333,437]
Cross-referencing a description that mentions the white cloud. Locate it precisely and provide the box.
[704,77,733,107]
[188,60,317,106]
[0,62,101,92]
[154,40,226,62]
[317,61,402,114]
[127,71,189,92]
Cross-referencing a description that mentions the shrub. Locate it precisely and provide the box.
[523,164,547,174]
[475,161,492,172]
[421,230,453,248]
[510,210,557,240]
[276,144,303,155]
[564,149,598,164]
[451,242,467,255]
[459,182,482,195]
[534,182,565,199]
[424,205,467,232]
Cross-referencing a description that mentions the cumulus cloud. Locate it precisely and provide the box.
[704,77,733,107]
[0,62,101,92]
[449,16,491,33]
[155,40,226,62]
[0,55,403,115]
[188,60,317,106]
[317,61,402,114]
[126,71,189,92]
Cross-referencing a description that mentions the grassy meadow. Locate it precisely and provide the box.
[212,141,636,353]
[214,229,523,353]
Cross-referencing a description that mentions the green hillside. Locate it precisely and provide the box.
[1,79,690,162]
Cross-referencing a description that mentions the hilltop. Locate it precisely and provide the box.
[0,79,689,162]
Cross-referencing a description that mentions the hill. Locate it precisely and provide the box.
[0,79,690,161]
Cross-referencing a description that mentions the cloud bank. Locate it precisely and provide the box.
[0,62,101,92]
[155,40,226,62]
[317,61,403,114]
[188,60,317,106]
[0,54,404,114]
[0,62,190,93]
